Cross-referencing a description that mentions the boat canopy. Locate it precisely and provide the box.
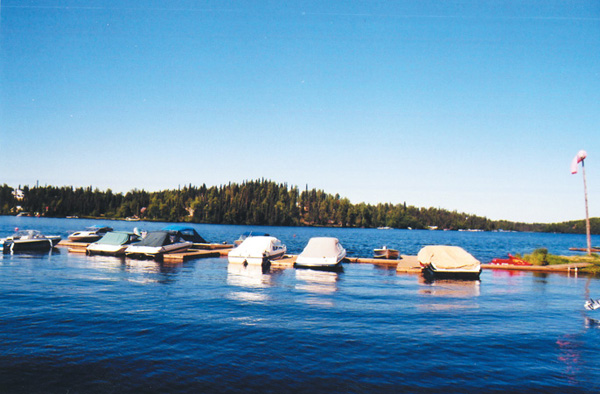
[160,225,207,243]
[299,237,343,258]
[417,245,480,270]
[135,231,179,247]
[96,231,133,246]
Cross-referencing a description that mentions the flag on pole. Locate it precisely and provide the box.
[571,150,587,174]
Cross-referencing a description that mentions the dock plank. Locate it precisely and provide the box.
[271,255,296,268]
[162,250,221,263]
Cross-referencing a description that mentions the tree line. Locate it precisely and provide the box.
[0,181,595,233]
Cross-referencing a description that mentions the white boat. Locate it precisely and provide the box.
[1,230,61,253]
[294,237,346,270]
[418,245,481,280]
[228,236,286,265]
[87,231,140,256]
[68,225,113,243]
[124,230,192,259]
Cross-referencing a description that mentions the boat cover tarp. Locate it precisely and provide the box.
[160,225,207,243]
[136,231,172,247]
[417,245,480,270]
[96,232,131,246]
[232,236,278,255]
[299,237,342,259]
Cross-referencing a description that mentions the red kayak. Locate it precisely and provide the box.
[490,254,532,266]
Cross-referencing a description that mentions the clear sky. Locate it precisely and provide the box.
[1,0,599,223]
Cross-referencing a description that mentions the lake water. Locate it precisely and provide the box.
[1,216,600,393]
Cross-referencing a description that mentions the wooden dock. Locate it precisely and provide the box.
[163,249,222,263]
[271,255,296,268]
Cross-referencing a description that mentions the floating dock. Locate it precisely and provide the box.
[56,241,593,273]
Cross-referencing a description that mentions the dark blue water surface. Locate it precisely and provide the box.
[1,216,600,393]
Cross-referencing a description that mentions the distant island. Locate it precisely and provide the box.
[1,181,598,234]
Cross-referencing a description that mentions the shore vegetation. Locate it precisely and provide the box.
[1,181,598,234]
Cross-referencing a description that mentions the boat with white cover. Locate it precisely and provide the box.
[418,245,481,280]
[228,236,286,265]
[87,231,140,256]
[294,237,346,270]
[1,230,61,253]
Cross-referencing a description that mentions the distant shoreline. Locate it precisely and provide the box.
[2,182,599,235]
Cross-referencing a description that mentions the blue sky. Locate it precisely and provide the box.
[1,0,599,223]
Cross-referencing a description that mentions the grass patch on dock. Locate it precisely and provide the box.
[519,248,600,272]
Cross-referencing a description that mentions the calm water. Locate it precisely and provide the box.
[1,216,600,393]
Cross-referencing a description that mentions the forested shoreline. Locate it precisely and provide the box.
[1,181,598,234]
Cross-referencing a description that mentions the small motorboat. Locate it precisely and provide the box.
[68,225,113,243]
[233,231,270,246]
[418,245,481,280]
[1,230,61,253]
[87,231,140,256]
[124,230,192,259]
[228,236,286,265]
[373,246,399,260]
[294,237,346,270]
[490,254,532,266]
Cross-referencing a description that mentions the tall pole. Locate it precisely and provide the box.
[582,159,592,255]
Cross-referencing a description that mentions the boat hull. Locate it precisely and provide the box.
[87,244,129,256]
[125,243,192,259]
[294,253,346,270]
[68,234,103,243]
[1,236,61,253]
[422,264,481,280]
[228,250,285,265]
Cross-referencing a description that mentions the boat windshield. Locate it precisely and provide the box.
[14,230,44,239]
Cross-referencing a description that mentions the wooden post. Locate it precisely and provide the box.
[582,159,592,255]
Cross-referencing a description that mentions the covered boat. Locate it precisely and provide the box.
[1,230,61,253]
[373,246,399,260]
[87,231,140,256]
[68,225,113,242]
[228,236,286,265]
[124,230,192,259]
[294,237,346,270]
[161,225,207,243]
[418,245,481,280]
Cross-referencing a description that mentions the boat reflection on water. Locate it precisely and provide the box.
[83,254,183,284]
[227,263,273,289]
[295,268,340,295]
[584,316,600,329]
[226,263,275,303]
[418,276,481,298]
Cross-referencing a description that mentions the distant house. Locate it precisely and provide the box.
[12,189,24,201]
